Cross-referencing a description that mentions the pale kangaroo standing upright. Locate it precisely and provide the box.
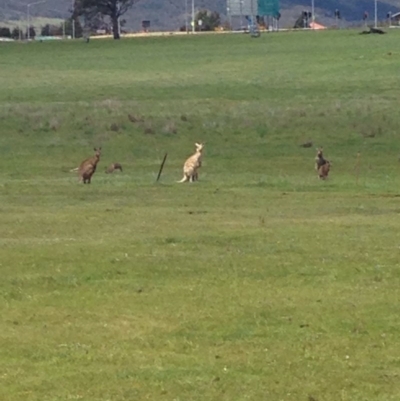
[78,147,102,184]
[314,147,331,180]
[178,142,205,183]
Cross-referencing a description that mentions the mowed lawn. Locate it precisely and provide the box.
[0,30,400,401]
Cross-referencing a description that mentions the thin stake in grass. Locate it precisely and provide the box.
[156,153,168,182]
[355,152,361,185]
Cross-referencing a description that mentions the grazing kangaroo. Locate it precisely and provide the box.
[78,147,101,184]
[105,162,123,174]
[178,142,204,183]
[315,147,331,180]
[300,141,313,148]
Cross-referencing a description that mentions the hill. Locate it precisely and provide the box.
[0,0,399,31]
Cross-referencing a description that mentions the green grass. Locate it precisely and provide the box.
[1,30,400,401]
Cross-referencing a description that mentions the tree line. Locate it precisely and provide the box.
[0,20,83,40]
[0,0,223,41]
[0,1,139,40]
[73,0,221,39]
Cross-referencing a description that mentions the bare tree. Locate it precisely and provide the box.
[73,0,140,39]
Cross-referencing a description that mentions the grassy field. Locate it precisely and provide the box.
[1,30,400,401]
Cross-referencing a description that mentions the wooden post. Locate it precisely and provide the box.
[355,152,361,186]
[156,153,168,182]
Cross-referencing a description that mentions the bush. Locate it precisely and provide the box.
[41,24,51,36]
[0,27,11,38]
[26,26,36,39]
[11,27,23,39]
[65,18,83,38]
[195,9,221,31]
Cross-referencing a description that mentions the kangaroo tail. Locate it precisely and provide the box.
[177,176,188,183]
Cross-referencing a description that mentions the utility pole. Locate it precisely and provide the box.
[191,0,195,33]
[27,4,30,40]
[240,0,243,29]
[185,0,188,33]
[72,0,75,39]
[227,5,232,30]
[311,0,315,28]
[374,0,378,28]
[27,0,46,40]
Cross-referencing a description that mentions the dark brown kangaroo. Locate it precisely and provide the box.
[315,147,331,180]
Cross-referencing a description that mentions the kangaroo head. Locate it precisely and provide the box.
[195,142,204,153]
[316,147,324,158]
[94,147,102,158]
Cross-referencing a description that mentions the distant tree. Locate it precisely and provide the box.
[11,27,23,40]
[26,26,36,39]
[294,11,310,29]
[195,9,220,31]
[73,0,141,39]
[64,18,83,38]
[41,24,51,36]
[41,24,63,36]
[73,4,109,37]
[119,18,127,33]
[53,24,63,36]
[0,27,11,38]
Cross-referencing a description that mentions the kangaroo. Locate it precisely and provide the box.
[105,162,123,174]
[315,147,331,179]
[318,160,331,180]
[315,147,327,171]
[78,147,101,184]
[178,142,204,183]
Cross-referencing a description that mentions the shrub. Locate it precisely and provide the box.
[11,27,23,39]
[195,10,221,31]
[0,27,11,38]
